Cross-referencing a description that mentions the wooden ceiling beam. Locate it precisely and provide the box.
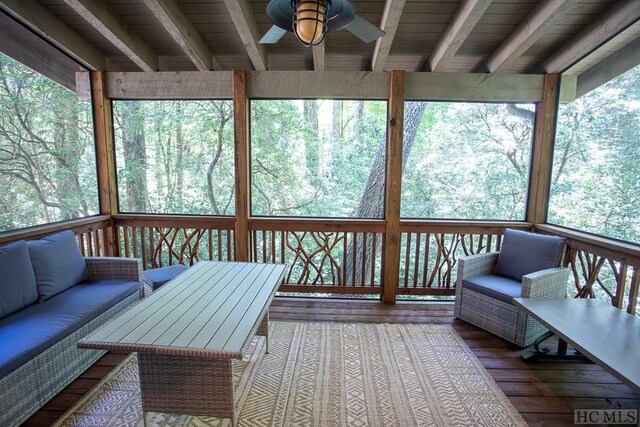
[428,0,492,72]
[63,0,158,72]
[538,0,640,73]
[223,0,267,71]
[372,0,407,72]
[313,43,325,71]
[479,0,579,73]
[0,0,104,70]
[576,35,640,97]
[142,0,219,71]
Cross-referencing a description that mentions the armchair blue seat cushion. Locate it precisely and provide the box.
[27,230,89,302]
[462,274,522,304]
[142,264,188,291]
[492,228,565,281]
[0,241,38,318]
[0,279,138,378]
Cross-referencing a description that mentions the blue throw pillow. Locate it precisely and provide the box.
[492,228,565,281]
[27,231,89,302]
[0,241,38,318]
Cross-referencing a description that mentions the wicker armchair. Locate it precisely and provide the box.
[454,229,569,347]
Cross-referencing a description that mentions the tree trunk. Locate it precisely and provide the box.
[174,102,184,207]
[303,100,320,185]
[345,102,428,284]
[331,100,343,173]
[121,101,148,212]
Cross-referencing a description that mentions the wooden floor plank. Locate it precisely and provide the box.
[22,297,640,426]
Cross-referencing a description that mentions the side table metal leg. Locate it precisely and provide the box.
[522,332,590,362]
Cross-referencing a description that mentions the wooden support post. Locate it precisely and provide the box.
[382,70,405,304]
[233,69,250,262]
[91,71,118,256]
[526,73,560,225]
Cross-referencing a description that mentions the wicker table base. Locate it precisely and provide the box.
[138,313,270,427]
[79,262,286,426]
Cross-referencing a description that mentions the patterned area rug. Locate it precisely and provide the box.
[54,322,526,426]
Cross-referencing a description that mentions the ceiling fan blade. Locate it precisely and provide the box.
[259,25,288,44]
[344,15,385,44]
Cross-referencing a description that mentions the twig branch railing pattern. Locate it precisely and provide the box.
[397,222,531,296]
[112,215,234,270]
[2,216,639,314]
[248,219,385,294]
[537,225,640,315]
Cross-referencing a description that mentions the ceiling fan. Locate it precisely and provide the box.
[259,0,386,47]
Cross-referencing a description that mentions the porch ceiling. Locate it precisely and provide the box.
[0,0,639,93]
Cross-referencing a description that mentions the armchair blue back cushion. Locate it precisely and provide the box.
[492,229,566,281]
[0,241,38,318]
[27,231,89,302]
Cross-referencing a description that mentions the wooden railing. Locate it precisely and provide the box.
[0,215,111,256]
[398,221,532,296]
[112,215,235,270]
[249,218,385,294]
[536,225,640,315]
[2,215,639,313]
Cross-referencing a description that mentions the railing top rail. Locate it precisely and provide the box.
[400,220,532,234]
[248,217,387,232]
[0,215,111,245]
[535,224,640,267]
[113,214,235,229]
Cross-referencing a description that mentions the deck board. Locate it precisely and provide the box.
[23,297,640,426]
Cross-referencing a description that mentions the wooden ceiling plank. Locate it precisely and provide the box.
[0,12,77,89]
[479,0,580,73]
[63,0,158,71]
[0,0,104,70]
[313,42,325,71]
[141,0,217,71]
[576,35,640,97]
[222,0,267,71]
[372,0,407,72]
[427,0,492,72]
[538,0,640,73]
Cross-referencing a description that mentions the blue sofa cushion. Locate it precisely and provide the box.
[142,264,188,290]
[0,279,138,378]
[0,241,38,318]
[462,274,523,304]
[492,229,565,281]
[27,231,89,302]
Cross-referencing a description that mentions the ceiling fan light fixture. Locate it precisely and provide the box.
[292,0,330,47]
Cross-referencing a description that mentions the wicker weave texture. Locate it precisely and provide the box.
[454,252,569,347]
[0,292,139,427]
[138,353,235,419]
[454,252,498,317]
[86,257,144,297]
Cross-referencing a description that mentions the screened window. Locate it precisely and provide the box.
[113,100,235,215]
[401,101,534,220]
[0,54,97,232]
[548,65,640,243]
[250,100,387,218]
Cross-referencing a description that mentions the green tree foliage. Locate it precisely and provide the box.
[549,65,640,243]
[113,100,235,215]
[0,54,97,232]
[402,102,534,219]
[250,100,387,217]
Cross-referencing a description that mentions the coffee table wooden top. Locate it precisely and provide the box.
[79,261,286,359]
[514,298,640,392]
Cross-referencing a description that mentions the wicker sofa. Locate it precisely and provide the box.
[0,231,142,427]
[454,229,569,347]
